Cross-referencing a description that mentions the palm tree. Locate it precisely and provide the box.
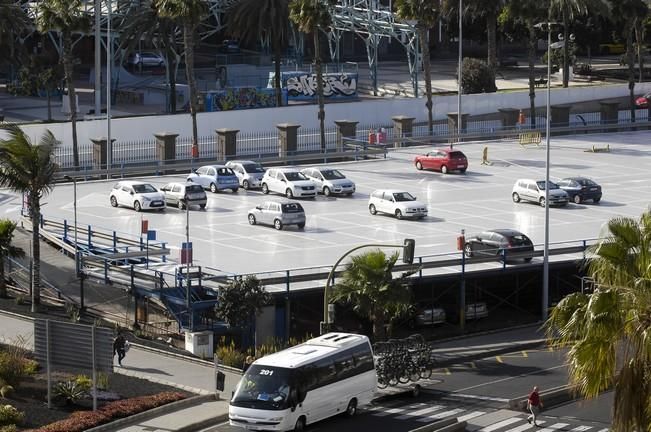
[0,124,59,311]
[289,0,334,153]
[545,210,651,431]
[395,0,440,134]
[0,0,31,79]
[331,250,414,341]
[118,0,181,113]
[154,0,208,157]
[0,219,25,298]
[37,0,90,170]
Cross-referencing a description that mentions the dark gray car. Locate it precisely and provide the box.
[248,201,306,230]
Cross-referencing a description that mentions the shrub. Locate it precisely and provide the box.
[97,372,109,390]
[0,353,26,387]
[0,425,18,432]
[0,405,23,426]
[460,58,497,94]
[14,296,26,306]
[216,339,247,369]
[53,380,88,405]
[0,386,14,399]
[74,375,92,392]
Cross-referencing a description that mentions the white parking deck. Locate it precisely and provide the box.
[2,131,650,276]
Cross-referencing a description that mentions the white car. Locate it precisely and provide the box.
[512,179,569,207]
[128,52,165,67]
[225,160,266,190]
[261,168,317,198]
[109,181,165,212]
[368,190,427,219]
[300,167,355,196]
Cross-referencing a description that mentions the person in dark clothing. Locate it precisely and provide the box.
[113,333,127,366]
[243,355,254,372]
[527,386,543,426]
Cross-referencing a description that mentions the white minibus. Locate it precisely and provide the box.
[229,332,377,431]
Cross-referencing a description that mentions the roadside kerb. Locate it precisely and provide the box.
[507,384,578,412]
[409,417,467,432]
[84,393,227,432]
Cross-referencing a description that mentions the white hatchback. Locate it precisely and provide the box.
[261,168,317,198]
[300,167,355,196]
[109,181,165,212]
[368,190,428,219]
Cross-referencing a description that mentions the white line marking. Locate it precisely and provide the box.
[505,420,546,432]
[450,393,511,403]
[537,423,570,432]
[568,426,593,431]
[457,411,486,422]
[394,405,444,420]
[479,417,522,431]
[416,408,465,422]
[456,365,566,392]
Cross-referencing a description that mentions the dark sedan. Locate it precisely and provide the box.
[556,177,602,204]
[464,229,534,262]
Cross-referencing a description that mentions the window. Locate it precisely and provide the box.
[282,203,304,213]
[217,168,235,176]
[172,185,181,193]
[334,350,356,380]
[321,169,345,180]
[314,358,337,387]
[197,167,207,175]
[207,168,216,176]
[528,183,537,191]
[351,344,374,374]
[284,171,307,181]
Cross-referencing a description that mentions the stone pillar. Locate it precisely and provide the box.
[551,105,571,128]
[599,102,619,129]
[447,112,469,144]
[154,132,178,165]
[216,129,239,161]
[276,123,300,159]
[392,116,415,148]
[334,120,358,153]
[91,137,115,170]
[499,108,519,129]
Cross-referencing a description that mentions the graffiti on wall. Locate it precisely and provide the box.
[204,87,287,112]
[278,72,357,100]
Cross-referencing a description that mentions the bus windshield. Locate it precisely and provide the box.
[231,365,293,411]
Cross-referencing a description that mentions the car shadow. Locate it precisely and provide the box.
[506,160,593,170]
[585,201,625,207]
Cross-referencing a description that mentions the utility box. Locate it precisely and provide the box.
[185,330,214,359]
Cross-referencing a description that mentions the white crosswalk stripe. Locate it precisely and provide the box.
[394,405,445,420]
[504,420,547,432]
[371,407,410,417]
[479,417,522,431]
[568,426,593,431]
[415,408,465,422]
[457,411,487,422]
[538,423,570,431]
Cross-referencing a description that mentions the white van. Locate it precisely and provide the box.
[229,333,376,431]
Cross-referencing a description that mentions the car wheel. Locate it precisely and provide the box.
[464,243,473,258]
[297,223,305,229]
[248,214,256,225]
[262,183,269,194]
[293,417,306,432]
[345,399,357,417]
[274,219,283,230]
[460,168,467,174]
[369,204,377,215]
[512,192,520,203]
[231,188,238,193]
[110,196,118,207]
[134,201,142,212]
[524,257,533,262]
[242,180,250,190]
[323,186,331,197]
[416,161,423,170]
[539,197,546,207]
[286,189,294,199]
[178,200,185,210]
[199,204,206,210]
[395,209,403,220]
[594,197,601,203]
[573,194,582,204]
[210,183,217,193]
[441,165,448,174]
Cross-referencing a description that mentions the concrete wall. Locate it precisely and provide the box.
[5,82,650,146]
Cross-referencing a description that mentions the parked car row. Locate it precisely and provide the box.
[512,177,602,207]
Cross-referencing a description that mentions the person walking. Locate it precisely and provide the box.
[113,332,127,367]
[527,385,543,426]
[243,355,254,372]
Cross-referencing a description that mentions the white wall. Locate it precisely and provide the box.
[5,82,650,145]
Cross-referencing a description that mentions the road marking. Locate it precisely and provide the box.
[479,417,522,431]
[505,420,546,432]
[496,351,528,363]
[431,368,452,375]
[394,405,444,420]
[416,408,465,422]
[372,407,415,417]
[568,426,593,431]
[457,411,486,422]
[455,364,566,392]
[537,423,570,431]
[448,393,510,403]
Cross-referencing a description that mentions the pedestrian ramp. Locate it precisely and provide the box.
[362,401,610,432]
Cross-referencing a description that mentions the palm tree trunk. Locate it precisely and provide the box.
[487,10,497,73]
[627,23,636,123]
[30,199,40,310]
[635,20,644,84]
[274,34,283,107]
[372,308,386,342]
[63,33,80,170]
[562,9,569,88]
[0,254,6,298]
[420,27,433,134]
[528,20,536,128]
[46,90,52,122]
[184,23,200,157]
[314,31,326,153]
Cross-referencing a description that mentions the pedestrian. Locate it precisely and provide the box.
[113,332,127,367]
[243,355,254,372]
[527,385,543,426]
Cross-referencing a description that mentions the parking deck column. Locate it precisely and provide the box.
[551,104,572,131]
[334,120,359,153]
[392,116,415,148]
[215,128,239,161]
[277,123,300,159]
[90,136,115,170]
[499,108,520,129]
[154,132,178,165]
[447,112,468,145]
[599,101,619,132]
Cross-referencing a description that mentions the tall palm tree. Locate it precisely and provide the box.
[331,250,415,341]
[0,219,25,298]
[118,0,181,113]
[0,125,59,311]
[37,0,90,170]
[289,0,334,153]
[545,210,651,431]
[395,0,440,134]
[228,0,290,107]
[154,0,208,158]
[0,0,31,78]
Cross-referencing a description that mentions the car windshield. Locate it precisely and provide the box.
[449,151,466,159]
[231,365,293,411]
[321,169,345,180]
[186,185,203,193]
[281,203,304,213]
[576,178,597,187]
[243,163,265,174]
[284,172,307,181]
[507,234,531,245]
[217,168,235,176]
[132,184,157,194]
[393,192,416,202]
[536,181,559,190]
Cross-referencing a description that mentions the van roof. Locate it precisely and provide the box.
[254,333,370,369]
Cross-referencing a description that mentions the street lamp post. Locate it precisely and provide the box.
[185,191,192,331]
[542,18,552,321]
[457,0,463,147]
[64,175,82,310]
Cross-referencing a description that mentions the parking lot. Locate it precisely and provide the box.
[3,130,650,276]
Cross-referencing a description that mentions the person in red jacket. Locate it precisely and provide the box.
[527,386,543,426]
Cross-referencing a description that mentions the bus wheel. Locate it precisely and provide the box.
[345,399,357,417]
[293,416,306,432]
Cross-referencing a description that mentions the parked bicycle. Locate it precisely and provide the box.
[373,334,437,388]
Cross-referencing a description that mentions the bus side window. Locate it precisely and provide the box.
[315,358,337,387]
[352,344,374,374]
[298,365,318,391]
[334,349,356,380]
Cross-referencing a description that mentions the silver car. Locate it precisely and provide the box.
[226,160,266,190]
[300,167,356,196]
[248,201,306,230]
[159,182,207,210]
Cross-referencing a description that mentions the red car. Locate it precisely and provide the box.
[635,92,651,108]
[414,148,468,174]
